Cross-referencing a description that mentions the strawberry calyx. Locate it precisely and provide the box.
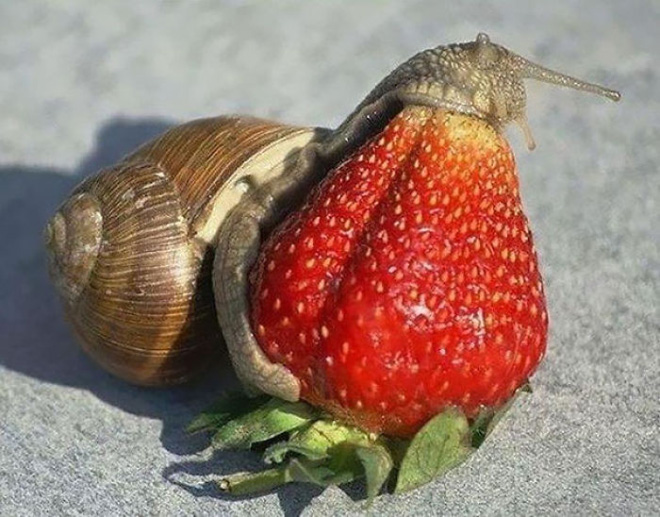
[187,386,530,502]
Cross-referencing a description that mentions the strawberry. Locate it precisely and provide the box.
[249,106,548,438]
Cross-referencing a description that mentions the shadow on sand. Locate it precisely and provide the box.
[0,116,359,516]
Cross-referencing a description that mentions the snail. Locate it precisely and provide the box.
[45,116,325,385]
[45,33,619,389]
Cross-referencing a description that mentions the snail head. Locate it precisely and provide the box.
[436,33,621,150]
[394,33,621,150]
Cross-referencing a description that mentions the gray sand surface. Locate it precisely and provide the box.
[0,2,658,515]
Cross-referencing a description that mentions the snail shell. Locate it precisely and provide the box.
[45,116,318,386]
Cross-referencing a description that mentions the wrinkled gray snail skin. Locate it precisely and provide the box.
[213,33,619,401]
[45,33,619,390]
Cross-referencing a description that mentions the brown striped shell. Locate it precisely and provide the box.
[45,116,316,386]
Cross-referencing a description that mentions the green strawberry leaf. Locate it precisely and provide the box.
[186,392,269,434]
[287,458,342,485]
[203,389,533,500]
[263,419,372,464]
[354,443,394,505]
[283,441,384,489]
[394,407,473,494]
[471,383,531,448]
[212,398,319,449]
[218,417,394,499]
[264,441,329,464]
[325,442,365,484]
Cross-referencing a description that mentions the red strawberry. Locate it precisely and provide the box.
[249,106,548,438]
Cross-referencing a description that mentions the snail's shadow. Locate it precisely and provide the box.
[0,116,240,453]
[0,117,352,516]
[0,117,176,399]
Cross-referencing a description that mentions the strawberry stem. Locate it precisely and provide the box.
[217,467,290,495]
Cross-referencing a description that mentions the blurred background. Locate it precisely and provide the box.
[0,1,657,516]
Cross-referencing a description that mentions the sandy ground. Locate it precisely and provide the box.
[0,1,658,515]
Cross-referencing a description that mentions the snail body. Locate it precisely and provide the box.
[46,116,318,385]
[46,33,618,389]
